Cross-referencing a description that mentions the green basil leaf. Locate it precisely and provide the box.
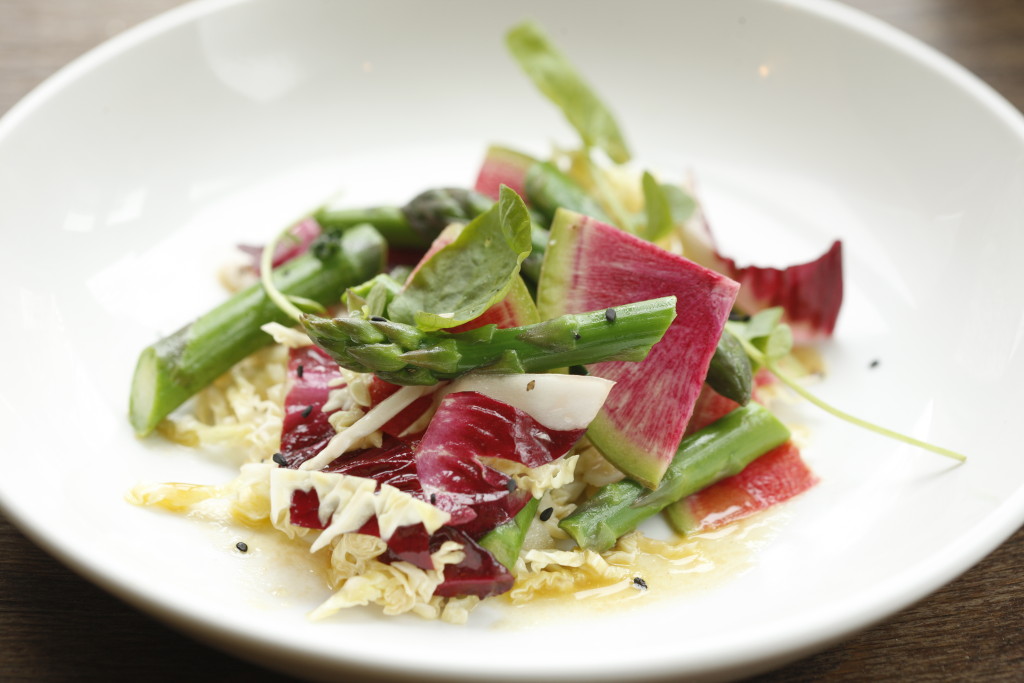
[388,186,533,331]
[507,21,631,164]
[641,171,673,241]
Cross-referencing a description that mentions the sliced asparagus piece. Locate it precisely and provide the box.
[302,296,678,386]
[559,403,790,552]
[479,498,540,570]
[129,226,386,436]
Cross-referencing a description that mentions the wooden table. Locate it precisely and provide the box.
[1,1,1021,680]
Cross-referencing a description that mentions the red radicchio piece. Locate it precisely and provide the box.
[239,217,322,274]
[366,377,434,438]
[431,526,514,598]
[415,390,586,538]
[279,346,342,468]
[684,192,843,341]
[725,241,843,342]
[279,349,521,594]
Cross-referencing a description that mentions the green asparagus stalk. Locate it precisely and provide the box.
[314,188,494,249]
[479,498,540,570]
[316,186,552,286]
[319,185,749,395]
[559,403,790,552]
[524,161,611,225]
[129,225,387,436]
[301,296,678,386]
[705,328,753,405]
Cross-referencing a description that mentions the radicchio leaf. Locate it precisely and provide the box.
[278,347,530,595]
[239,218,322,274]
[415,374,612,538]
[678,188,843,341]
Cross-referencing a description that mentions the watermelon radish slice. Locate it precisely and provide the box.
[681,197,843,341]
[663,441,817,534]
[415,373,614,537]
[537,209,739,488]
[474,145,537,201]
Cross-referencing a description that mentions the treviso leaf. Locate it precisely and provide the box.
[507,21,631,164]
[388,186,533,331]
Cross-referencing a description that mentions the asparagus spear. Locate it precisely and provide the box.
[559,403,790,552]
[301,296,678,386]
[479,498,540,570]
[129,226,387,436]
[316,186,552,285]
[315,188,494,249]
[320,184,750,397]
[705,327,753,405]
[524,161,611,225]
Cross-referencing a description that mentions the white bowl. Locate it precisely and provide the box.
[1,0,1022,680]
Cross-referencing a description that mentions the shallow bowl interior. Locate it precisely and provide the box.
[1,0,1022,681]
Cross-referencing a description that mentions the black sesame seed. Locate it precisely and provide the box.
[573,331,581,340]
[632,576,648,590]
[869,359,880,369]
[297,364,304,378]
[430,493,437,505]
[568,365,589,376]
[506,478,517,493]
[272,452,287,467]
[370,316,387,322]
[539,507,554,522]
[302,405,313,418]
[236,542,248,553]
[728,311,751,322]
[605,308,617,323]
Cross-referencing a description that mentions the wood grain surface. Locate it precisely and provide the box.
[1,1,1022,680]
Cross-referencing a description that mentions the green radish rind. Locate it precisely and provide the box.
[537,209,739,488]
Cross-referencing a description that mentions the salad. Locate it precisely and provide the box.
[127,22,963,623]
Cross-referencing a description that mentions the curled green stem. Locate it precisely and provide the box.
[765,359,966,463]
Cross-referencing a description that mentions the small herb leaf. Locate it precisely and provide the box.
[507,21,631,164]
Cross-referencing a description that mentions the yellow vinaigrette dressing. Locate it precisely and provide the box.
[131,475,790,624]
[493,514,784,627]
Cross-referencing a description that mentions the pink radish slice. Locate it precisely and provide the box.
[537,210,739,488]
[666,441,817,533]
